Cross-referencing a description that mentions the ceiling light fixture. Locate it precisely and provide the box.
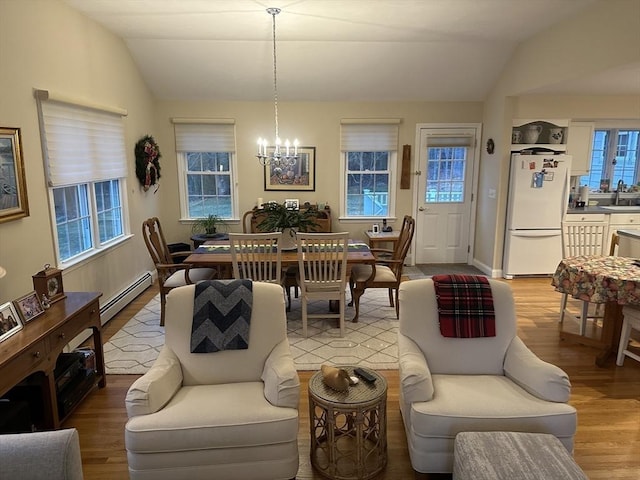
[256,7,298,167]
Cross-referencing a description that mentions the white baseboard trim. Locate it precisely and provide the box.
[66,271,153,351]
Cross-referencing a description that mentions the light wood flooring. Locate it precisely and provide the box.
[64,277,640,479]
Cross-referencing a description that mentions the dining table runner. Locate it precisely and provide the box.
[194,241,370,254]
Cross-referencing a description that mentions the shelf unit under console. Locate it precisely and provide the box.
[0,292,104,430]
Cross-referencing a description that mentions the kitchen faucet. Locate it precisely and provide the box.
[615,179,625,205]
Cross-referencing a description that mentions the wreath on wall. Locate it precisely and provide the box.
[135,135,162,193]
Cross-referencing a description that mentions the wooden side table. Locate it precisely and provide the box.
[364,230,399,251]
[308,366,387,480]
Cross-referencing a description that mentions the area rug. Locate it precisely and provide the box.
[104,268,429,374]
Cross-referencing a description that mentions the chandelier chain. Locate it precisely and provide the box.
[271,9,279,140]
[257,7,298,167]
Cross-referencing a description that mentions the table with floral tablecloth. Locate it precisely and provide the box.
[551,255,640,366]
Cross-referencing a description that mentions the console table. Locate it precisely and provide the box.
[0,292,104,429]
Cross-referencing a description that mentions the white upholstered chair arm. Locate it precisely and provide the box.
[504,336,571,402]
[125,346,183,418]
[398,333,434,402]
[262,339,300,408]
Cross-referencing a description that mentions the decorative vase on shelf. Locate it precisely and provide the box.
[524,125,542,144]
[548,128,564,144]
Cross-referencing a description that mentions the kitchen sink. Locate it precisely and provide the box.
[599,206,640,211]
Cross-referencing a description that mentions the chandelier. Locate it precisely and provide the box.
[257,7,298,167]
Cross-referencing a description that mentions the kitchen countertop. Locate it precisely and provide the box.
[616,229,640,239]
[567,206,640,214]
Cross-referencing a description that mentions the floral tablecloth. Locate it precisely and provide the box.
[552,255,640,305]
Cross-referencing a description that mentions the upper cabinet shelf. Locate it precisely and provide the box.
[512,119,569,152]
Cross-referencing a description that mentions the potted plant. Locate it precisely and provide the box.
[191,214,225,237]
[257,202,320,249]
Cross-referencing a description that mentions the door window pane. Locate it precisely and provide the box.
[425,147,467,203]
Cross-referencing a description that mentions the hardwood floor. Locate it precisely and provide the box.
[64,277,640,479]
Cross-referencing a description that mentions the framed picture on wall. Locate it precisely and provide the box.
[263,146,316,191]
[0,302,23,342]
[0,127,29,223]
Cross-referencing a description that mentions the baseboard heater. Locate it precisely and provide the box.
[100,271,153,325]
[65,271,153,352]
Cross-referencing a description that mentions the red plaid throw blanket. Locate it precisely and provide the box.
[432,274,496,338]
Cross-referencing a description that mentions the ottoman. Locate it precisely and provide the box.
[453,431,587,480]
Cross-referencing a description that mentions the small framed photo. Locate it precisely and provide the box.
[285,198,299,210]
[0,302,23,342]
[13,291,45,323]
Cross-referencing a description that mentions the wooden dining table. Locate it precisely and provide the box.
[184,239,377,270]
[551,254,640,366]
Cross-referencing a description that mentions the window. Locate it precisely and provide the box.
[173,121,237,220]
[340,120,399,218]
[580,129,640,190]
[425,135,474,203]
[35,91,128,264]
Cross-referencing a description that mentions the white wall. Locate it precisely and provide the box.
[154,100,483,243]
[476,0,640,275]
[0,0,159,304]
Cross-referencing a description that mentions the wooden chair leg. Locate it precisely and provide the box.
[388,288,394,307]
[160,291,167,327]
[394,288,400,319]
[350,286,364,323]
[559,293,568,325]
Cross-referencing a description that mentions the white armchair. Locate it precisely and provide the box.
[398,278,577,474]
[125,281,300,480]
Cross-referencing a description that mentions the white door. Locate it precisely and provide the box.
[415,126,479,263]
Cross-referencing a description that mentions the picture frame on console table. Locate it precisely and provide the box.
[264,146,316,191]
[13,291,45,323]
[0,302,22,342]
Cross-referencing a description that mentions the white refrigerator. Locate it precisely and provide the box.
[503,153,572,278]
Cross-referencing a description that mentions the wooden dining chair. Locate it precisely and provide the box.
[559,221,606,335]
[142,217,216,326]
[229,232,282,283]
[348,215,415,322]
[296,232,349,337]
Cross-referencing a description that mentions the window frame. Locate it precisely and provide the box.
[580,127,640,191]
[48,179,130,266]
[176,151,238,221]
[35,90,131,267]
[339,120,400,221]
[341,150,397,220]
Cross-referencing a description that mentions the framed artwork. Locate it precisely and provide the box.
[264,146,316,191]
[0,302,23,342]
[14,291,45,323]
[0,127,29,223]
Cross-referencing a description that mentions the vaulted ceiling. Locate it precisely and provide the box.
[62,0,639,102]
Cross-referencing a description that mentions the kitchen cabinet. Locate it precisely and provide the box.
[563,213,607,254]
[606,213,640,253]
[567,122,594,176]
[564,211,640,255]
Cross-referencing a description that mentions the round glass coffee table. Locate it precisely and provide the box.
[308,366,387,480]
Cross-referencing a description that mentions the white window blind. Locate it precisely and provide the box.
[173,121,236,152]
[340,120,400,152]
[37,98,127,187]
[426,134,474,148]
